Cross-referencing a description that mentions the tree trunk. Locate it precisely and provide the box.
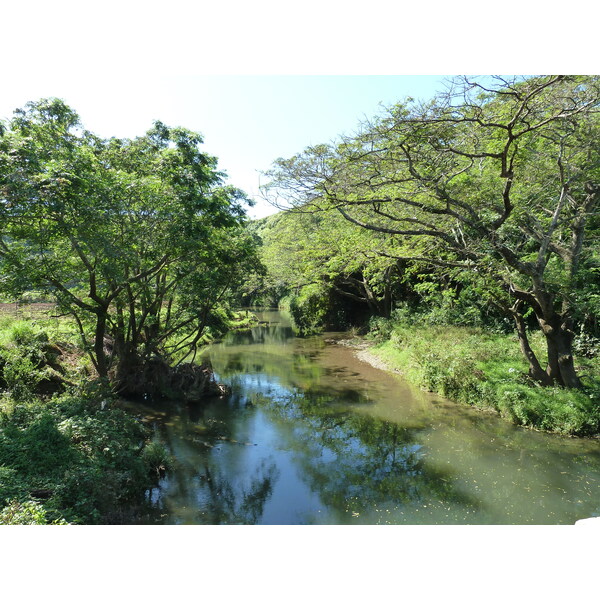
[94,311,109,379]
[540,316,583,388]
[113,338,143,394]
[511,310,551,385]
[510,298,582,389]
[539,314,582,389]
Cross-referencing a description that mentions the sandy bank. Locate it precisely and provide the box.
[329,338,402,374]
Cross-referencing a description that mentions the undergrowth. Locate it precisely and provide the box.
[368,318,600,436]
[0,318,174,524]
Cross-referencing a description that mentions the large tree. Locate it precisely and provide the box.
[265,76,600,388]
[0,98,259,393]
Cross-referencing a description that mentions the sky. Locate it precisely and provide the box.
[2,0,595,221]
[0,75,448,218]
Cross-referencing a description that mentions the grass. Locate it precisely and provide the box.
[368,323,600,436]
[0,304,252,524]
[0,316,174,524]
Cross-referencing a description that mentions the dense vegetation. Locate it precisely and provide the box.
[257,76,600,434]
[0,99,261,522]
[0,316,171,523]
[0,99,261,396]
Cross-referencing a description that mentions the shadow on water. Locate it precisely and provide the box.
[252,390,482,524]
[131,310,600,525]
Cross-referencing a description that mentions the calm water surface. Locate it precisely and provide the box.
[134,310,600,525]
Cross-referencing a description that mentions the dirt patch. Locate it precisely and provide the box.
[354,348,402,374]
[327,337,402,374]
[0,302,57,318]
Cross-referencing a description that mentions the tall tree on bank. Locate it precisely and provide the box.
[0,99,259,393]
[265,76,600,388]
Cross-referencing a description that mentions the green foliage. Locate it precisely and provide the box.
[256,208,401,330]
[265,75,600,389]
[369,317,600,436]
[0,372,158,523]
[0,98,262,392]
[0,466,26,505]
[288,284,331,335]
[1,354,42,402]
[0,319,69,402]
[0,499,67,525]
[573,328,600,359]
[141,441,174,477]
[0,412,76,476]
[8,321,48,347]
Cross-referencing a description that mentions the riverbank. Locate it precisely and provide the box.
[0,318,170,524]
[338,326,600,437]
[0,305,260,523]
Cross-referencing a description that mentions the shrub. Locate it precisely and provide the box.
[141,441,173,478]
[8,322,48,347]
[0,323,158,523]
[0,320,66,401]
[289,285,331,335]
[0,379,153,523]
[0,499,67,525]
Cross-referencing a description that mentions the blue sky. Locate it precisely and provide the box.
[0,75,448,218]
[1,1,594,221]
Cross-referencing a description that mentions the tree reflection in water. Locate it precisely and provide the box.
[138,311,600,524]
[197,461,279,525]
[146,436,280,524]
[143,398,282,525]
[260,390,480,522]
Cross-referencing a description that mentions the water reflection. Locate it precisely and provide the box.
[139,399,282,524]
[193,461,278,525]
[258,392,481,524]
[135,310,600,525]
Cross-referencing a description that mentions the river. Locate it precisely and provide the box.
[133,310,600,525]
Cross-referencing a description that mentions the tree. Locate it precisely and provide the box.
[264,76,600,388]
[0,98,259,394]
[256,207,403,332]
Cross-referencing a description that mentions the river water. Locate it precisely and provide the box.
[135,310,600,525]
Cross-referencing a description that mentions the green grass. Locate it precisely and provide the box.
[0,317,173,524]
[369,324,600,436]
[0,313,80,346]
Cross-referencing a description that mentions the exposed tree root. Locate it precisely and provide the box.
[115,356,230,402]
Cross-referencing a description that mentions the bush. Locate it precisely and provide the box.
[1,354,43,402]
[8,322,48,347]
[573,330,600,358]
[0,323,160,523]
[0,320,66,401]
[0,412,77,477]
[289,285,331,335]
[0,499,67,525]
[0,379,154,523]
[142,441,173,478]
[0,466,26,506]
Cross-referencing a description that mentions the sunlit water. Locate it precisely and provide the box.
[132,310,600,525]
